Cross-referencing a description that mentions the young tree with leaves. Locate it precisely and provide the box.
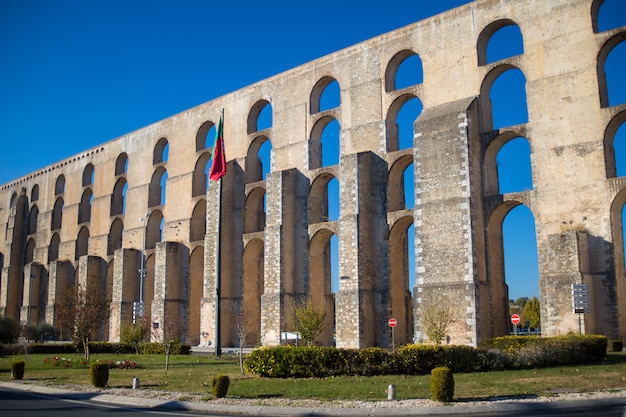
[121,319,149,355]
[289,298,326,347]
[420,297,454,345]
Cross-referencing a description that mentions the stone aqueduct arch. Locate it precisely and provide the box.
[1,0,625,347]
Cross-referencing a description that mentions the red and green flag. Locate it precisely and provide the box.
[209,111,226,181]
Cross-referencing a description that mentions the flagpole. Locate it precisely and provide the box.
[215,176,222,357]
[214,108,225,358]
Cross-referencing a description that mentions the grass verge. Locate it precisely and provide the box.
[0,352,624,401]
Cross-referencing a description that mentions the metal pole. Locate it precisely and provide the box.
[215,178,222,357]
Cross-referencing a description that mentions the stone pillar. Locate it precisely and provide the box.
[539,230,617,338]
[109,248,140,342]
[77,255,108,340]
[0,193,28,319]
[20,262,47,325]
[261,169,309,346]
[151,241,189,343]
[335,152,389,349]
[202,162,244,349]
[45,260,74,337]
[413,98,480,346]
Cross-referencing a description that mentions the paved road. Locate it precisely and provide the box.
[0,387,202,417]
[1,384,625,417]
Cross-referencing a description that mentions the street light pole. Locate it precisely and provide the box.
[134,213,149,323]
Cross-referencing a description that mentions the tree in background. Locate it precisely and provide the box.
[523,296,541,329]
[56,281,109,361]
[0,316,19,344]
[289,298,326,347]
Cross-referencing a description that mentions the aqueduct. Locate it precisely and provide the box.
[1,0,625,348]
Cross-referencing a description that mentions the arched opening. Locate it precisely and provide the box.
[597,34,626,108]
[502,205,540,324]
[385,50,423,92]
[311,77,340,113]
[51,198,63,230]
[309,229,336,346]
[48,233,60,262]
[192,152,211,197]
[146,210,164,250]
[592,0,626,33]
[248,100,272,134]
[108,219,124,256]
[78,189,93,224]
[246,136,272,183]
[115,153,128,176]
[28,205,38,235]
[388,155,413,212]
[242,238,264,347]
[244,187,266,234]
[31,184,39,202]
[111,178,127,216]
[604,111,626,178]
[496,137,533,193]
[55,175,65,195]
[609,188,626,341]
[190,200,207,242]
[196,120,216,152]
[386,94,423,152]
[75,226,90,260]
[153,137,169,164]
[25,238,36,265]
[321,119,340,167]
[309,174,339,224]
[490,68,528,129]
[477,20,523,66]
[188,246,204,345]
[148,168,168,207]
[82,164,95,187]
[389,216,415,346]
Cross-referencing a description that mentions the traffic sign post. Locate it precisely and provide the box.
[572,284,590,334]
[511,314,521,336]
[388,318,397,351]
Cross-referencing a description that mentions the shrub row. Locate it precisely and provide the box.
[1,341,191,355]
[244,335,608,378]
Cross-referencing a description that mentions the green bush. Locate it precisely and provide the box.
[89,362,109,387]
[608,340,623,352]
[0,316,19,344]
[11,360,25,380]
[139,342,191,355]
[212,374,230,398]
[430,366,454,402]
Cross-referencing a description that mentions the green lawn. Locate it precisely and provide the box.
[1,352,625,401]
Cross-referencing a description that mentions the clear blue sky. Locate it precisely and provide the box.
[1,0,624,302]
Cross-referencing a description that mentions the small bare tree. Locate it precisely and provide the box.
[289,298,326,347]
[420,297,453,345]
[235,310,254,374]
[56,281,109,361]
[152,316,183,370]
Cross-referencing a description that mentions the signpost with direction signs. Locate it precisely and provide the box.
[571,284,590,334]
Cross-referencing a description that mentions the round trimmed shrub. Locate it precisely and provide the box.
[11,360,25,380]
[431,366,454,402]
[90,362,109,387]
[212,374,230,398]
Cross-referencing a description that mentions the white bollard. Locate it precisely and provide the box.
[132,377,140,389]
[387,384,396,400]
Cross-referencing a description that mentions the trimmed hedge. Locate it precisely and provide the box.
[11,360,25,380]
[244,335,608,378]
[90,362,109,387]
[212,374,230,398]
[431,367,454,402]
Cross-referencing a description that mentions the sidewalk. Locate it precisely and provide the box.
[2,380,626,416]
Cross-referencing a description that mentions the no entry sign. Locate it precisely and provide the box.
[388,318,397,328]
[511,314,521,325]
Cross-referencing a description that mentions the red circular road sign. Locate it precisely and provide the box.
[511,314,521,325]
[388,318,397,328]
